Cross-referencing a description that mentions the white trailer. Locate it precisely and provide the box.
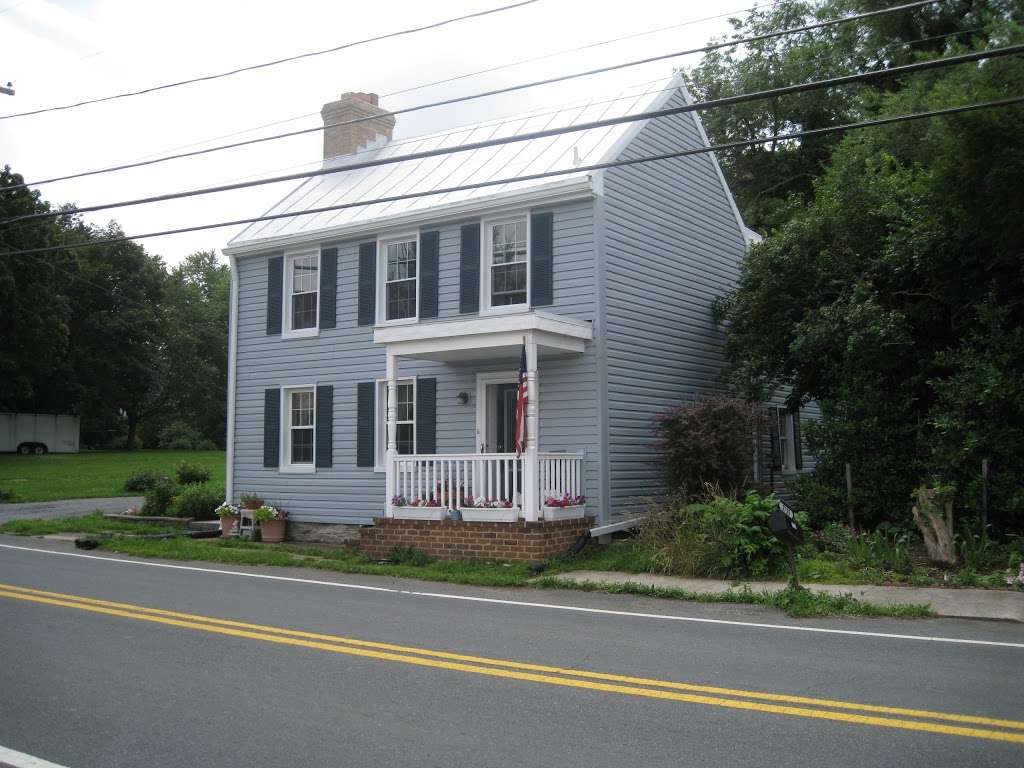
[0,413,80,454]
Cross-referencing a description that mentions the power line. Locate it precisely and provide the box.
[4,40,1019,228]
[379,1,782,99]
[0,0,541,121]
[10,0,941,192]
[3,94,1021,258]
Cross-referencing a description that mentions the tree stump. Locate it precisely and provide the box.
[911,487,957,566]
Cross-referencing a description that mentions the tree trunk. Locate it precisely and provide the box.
[911,487,957,566]
[125,411,139,451]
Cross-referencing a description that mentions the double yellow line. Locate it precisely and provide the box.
[2,581,1023,745]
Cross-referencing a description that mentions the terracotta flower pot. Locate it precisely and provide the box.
[260,518,286,543]
[220,514,240,537]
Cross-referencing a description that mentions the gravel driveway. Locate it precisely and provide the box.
[0,497,143,524]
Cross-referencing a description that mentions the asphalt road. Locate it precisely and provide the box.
[0,497,142,524]
[1,535,1022,768]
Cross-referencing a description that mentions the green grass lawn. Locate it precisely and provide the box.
[0,450,225,503]
[0,511,183,536]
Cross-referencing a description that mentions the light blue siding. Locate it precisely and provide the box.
[231,201,600,524]
[600,90,748,516]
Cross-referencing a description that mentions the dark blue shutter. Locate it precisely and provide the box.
[530,211,554,307]
[266,256,283,335]
[315,385,333,468]
[420,230,440,319]
[356,382,375,468]
[319,247,337,330]
[768,410,781,472]
[459,223,480,314]
[357,241,376,326]
[791,405,803,470]
[416,377,436,455]
[263,388,280,467]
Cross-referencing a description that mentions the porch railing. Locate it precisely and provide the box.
[389,451,585,517]
[538,452,585,504]
[392,453,523,510]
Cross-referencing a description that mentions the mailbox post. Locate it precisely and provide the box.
[770,499,804,588]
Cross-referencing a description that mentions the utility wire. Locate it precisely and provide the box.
[3,94,1021,258]
[4,40,1019,228]
[73,3,783,173]
[9,0,941,192]
[0,0,541,121]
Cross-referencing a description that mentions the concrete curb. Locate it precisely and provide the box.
[551,571,1024,622]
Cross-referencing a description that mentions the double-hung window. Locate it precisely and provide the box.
[381,236,418,322]
[283,386,315,470]
[484,217,528,310]
[375,379,415,469]
[285,251,319,336]
[776,408,793,471]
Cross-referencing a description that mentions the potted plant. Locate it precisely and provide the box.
[542,493,587,521]
[252,504,288,543]
[215,502,241,537]
[239,492,264,511]
[391,495,447,521]
[460,494,519,523]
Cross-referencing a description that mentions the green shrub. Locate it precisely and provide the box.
[388,545,432,566]
[143,477,178,517]
[158,421,204,450]
[811,522,855,554]
[195,439,218,451]
[175,462,211,485]
[0,487,17,503]
[846,526,912,573]
[124,470,163,492]
[791,473,847,528]
[638,492,790,578]
[169,483,224,520]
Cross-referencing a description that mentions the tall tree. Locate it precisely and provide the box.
[66,223,167,450]
[685,0,1017,232]
[0,167,77,411]
[711,13,1024,528]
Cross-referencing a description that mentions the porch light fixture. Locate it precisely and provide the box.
[456,391,470,405]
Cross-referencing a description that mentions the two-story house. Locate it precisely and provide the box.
[222,77,799,549]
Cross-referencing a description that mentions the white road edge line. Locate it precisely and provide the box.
[2,542,1022,650]
[0,744,71,768]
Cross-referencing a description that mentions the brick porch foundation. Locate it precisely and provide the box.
[359,517,594,563]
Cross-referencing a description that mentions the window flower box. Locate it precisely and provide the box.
[542,494,587,521]
[391,496,448,521]
[459,496,519,523]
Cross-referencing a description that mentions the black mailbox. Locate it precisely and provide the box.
[769,500,804,547]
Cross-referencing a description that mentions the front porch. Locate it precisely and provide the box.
[376,311,594,523]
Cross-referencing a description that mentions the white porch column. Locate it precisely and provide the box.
[522,336,540,521]
[384,352,399,517]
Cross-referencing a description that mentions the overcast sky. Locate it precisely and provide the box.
[1,0,750,266]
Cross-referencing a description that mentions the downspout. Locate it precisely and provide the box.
[225,253,240,503]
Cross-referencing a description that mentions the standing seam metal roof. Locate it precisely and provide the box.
[229,77,683,247]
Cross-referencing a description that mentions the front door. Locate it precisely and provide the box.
[494,383,518,454]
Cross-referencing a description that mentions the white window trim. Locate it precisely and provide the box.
[282,248,320,340]
[373,376,417,473]
[376,231,420,326]
[480,212,530,315]
[280,384,316,473]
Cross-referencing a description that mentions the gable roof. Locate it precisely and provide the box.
[226,76,686,254]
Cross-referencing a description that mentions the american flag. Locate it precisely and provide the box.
[514,342,528,457]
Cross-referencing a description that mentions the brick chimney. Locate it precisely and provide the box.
[321,92,395,159]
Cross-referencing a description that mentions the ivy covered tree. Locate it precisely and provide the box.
[708,9,1024,529]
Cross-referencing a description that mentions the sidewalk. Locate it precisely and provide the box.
[552,570,1024,622]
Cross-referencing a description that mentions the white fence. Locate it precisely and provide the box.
[538,452,584,504]
[391,453,523,509]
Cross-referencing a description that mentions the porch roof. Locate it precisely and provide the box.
[373,310,592,362]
